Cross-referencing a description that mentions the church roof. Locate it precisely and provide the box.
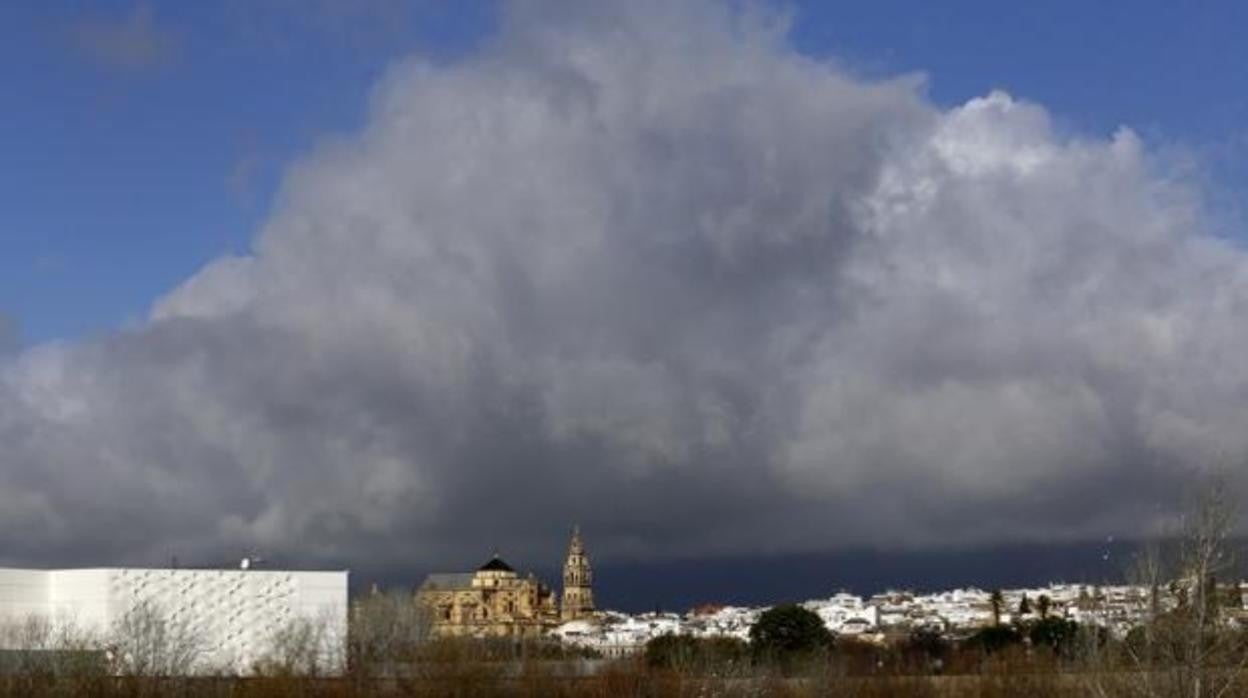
[478,555,515,573]
[419,573,474,590]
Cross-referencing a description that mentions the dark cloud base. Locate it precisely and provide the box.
[351,539,1159,613]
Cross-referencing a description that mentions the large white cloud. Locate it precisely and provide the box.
[2,1,1246,574]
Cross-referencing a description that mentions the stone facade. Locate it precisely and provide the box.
[416,528,595,638]
[416,556,558,639]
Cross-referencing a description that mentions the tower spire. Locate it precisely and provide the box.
[561,524,594,621]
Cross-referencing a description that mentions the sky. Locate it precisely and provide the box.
[1,0,500,343]
[4,0,1246,346]
[2,1,1248,607]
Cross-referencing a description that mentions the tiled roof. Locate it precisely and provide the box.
[419,573,474,590]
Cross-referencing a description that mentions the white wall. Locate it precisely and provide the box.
[0,568,50,626]
[0,567,348,674]
[47,568,112,636]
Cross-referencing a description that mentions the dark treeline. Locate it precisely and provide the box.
[3,592,1248,698]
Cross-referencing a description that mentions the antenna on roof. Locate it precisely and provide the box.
[240,553,266,570]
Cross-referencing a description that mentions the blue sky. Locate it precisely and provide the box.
[2,0,1245,346]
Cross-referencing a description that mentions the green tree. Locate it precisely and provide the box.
[749,604,833,667]
[989,589,1005,626]
[1018,593,1032,617]
[1037,594,1052,620]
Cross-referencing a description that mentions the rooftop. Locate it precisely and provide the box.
[419,573,475,590]
[478,555,515,573]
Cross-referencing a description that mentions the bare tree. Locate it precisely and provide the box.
[0,615,103,679]
[108,600,208,677]
[1163,478,1245,698]
[1086,472,1247,698]
[254,613,342,677]
[348,588,433,678]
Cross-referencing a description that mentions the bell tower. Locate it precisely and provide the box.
[561,525,594,621]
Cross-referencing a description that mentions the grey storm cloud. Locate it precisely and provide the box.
[6,1,1248,574]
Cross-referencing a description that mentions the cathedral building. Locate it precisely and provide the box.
[416,555,558,638]
[416,527,595,638]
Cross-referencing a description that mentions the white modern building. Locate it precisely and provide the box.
[0,566,348,675]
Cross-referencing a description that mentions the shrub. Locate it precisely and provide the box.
[748,604,833,668]
[1027,617,1080,657]
[644,634,748,674]
[965,625,1022,655]
[901,627,951,672]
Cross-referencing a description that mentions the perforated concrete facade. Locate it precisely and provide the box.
[0,567,347,674]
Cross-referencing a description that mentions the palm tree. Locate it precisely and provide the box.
[990,589,1004,626]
